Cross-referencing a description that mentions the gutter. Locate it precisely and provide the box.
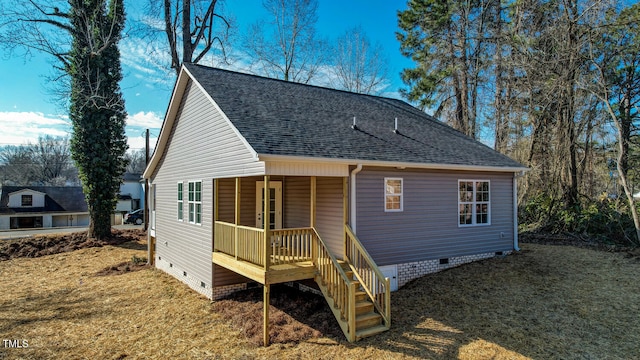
[513,171,525,251]
[350,164,363,232]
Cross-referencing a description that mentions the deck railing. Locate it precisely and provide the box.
[215,222,315,267]
[311,228,357,342]
[270,227,314,265]
[345,224,391,329]
[214,221,265,267]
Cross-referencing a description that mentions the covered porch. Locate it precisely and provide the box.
[211,174,390,345]
[212,175,347,285]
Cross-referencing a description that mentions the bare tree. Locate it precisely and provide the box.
[0,145,36,185]
[124,148,148,174]
[0,136,77,186]
[142,0,231,75]
[243,0,327,83]
[1,0,129,239]
[586,3,640,244]
[330,26,389,95]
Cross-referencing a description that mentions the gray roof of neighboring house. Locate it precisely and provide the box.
[0,186,88,214]
[123,172,142,182]
[184,63,525,170]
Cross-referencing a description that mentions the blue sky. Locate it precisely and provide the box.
[0,0,413,152]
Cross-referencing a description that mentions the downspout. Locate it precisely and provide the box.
[350,164,363,233]
[513,171,524,251]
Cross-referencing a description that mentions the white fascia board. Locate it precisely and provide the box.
[9,189,47,196]
[257,154,529,173]
[143,67,190,179]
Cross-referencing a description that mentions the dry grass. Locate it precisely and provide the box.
[0,238,639,359]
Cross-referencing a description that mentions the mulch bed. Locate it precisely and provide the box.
[0,229,145,261]
[212,284,343,345]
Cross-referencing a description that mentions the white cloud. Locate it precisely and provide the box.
[127,134,158,152]
[127,111,163,129]
[0,112,70,146]
[119,37,174,86]
[0,110,163,154]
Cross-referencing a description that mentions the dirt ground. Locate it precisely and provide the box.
[0,229,144,261]
[0,231,639,359]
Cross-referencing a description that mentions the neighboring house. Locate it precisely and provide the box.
[117,172,144,213]
[143,64,527,343]
[0,186,89,230]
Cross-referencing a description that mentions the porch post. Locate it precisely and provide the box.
[213,178,218,252]
[214,178,219,222]
[263,175,271,271]
[343,177,348,259]
[310,176,316,228]
[235,178,241,259]
[263,284,270,346]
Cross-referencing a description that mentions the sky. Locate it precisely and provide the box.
[0,0,413,153]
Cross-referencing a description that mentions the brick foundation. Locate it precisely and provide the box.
[397,251,511,287]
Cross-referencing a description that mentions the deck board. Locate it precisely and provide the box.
[212,252,316,285]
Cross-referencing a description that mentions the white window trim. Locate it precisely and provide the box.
[384,177,404,212]
[21,194,33,207]
[188,180,203,225]
[458,179,491,227]
[177,182,184,222]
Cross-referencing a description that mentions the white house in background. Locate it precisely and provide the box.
[116,172,144,213]
[0,186,90,230]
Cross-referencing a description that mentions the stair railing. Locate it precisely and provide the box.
[344,224,391,329]
[311,228,357,342]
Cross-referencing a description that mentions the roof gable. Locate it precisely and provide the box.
[184,64,524,170]
[147,63,526,176]
[9,188,46,196]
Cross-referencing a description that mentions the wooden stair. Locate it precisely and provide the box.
[314,263,388,341]
[312,228,390,342]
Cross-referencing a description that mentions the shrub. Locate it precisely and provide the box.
[520,195,638,246]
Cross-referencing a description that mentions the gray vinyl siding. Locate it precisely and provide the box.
[355,167,514,266]
[151,80,264,292]
[316,177,344,257]
[284,177,310,228]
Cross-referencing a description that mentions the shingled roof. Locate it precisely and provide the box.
[0,186,88,214]
[178,64,524,170]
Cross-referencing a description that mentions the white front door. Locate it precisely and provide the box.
[256,181,283,229]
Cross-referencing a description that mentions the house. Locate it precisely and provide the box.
[0,186,89,230]
[116,172,144,213]
[143,63,527,344]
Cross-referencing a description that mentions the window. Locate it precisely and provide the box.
[385,178,403,212]
[188,181,202,224]
[177,182,183,221]
[458,180,490,226]
[21,195,33,207]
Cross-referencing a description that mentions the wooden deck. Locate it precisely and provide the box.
[212,251,316,285]
[212,222,318,285]
[212,220,390,344]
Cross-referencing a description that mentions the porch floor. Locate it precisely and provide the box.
[212,251,316,285]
